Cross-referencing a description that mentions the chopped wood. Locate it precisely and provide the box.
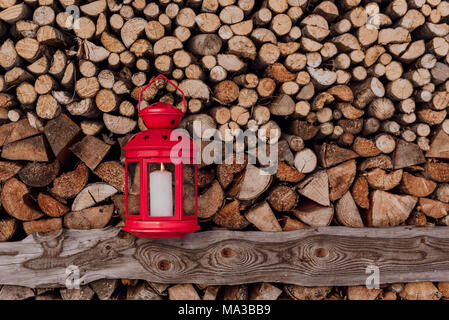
[245,201,281,231]
[127,282,161,300]
[268,185,297,212]
[198,180,223,219]
[0,217,18,242]
[336,191,363,227]
[212,200,249,230]
[23,218,62,235]
[0,285,34,300]
[44,114,81,162]
[37,193,69,218]
[292,199,334,227]
[60,286,95,301]
[284,285,331,300]
[351,176,369,209]
[393,140,426,169]
[399,282,441,300]
[1,135,51,161]
[64,204,113,230]
[327,160,356,201]
[103,113,136,135]
[228,164,272,201]
[71,183,117,212]
[298,170,330,206]
[347,286,382,300]
[319,143,358,168]
[168,284,200,300]
[90,279,118,301]
[93,161,125,192]
[366,168,403,191]
[18,160,60,187]
[70,136,111,171]
[400,172,436,197]
[367,190,417,227]
[426,129,449,159]
[250,283,282,300]
[1,178,42,221]
[294,148,317,173]
[0,161,22,182]
[51,162,89,199]
[419,198,449,219]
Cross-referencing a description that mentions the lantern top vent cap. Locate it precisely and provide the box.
[137,74,187,129]
[139,102,184,128]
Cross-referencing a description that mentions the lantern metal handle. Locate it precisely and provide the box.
[137,74,187,114]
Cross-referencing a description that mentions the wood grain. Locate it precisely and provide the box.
[1,227,449,288]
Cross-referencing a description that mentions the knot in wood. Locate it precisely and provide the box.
[157,259,171,271]
[221,247,235,258]
[314,247,329,258]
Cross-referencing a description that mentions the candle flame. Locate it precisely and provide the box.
[160,162,165,171]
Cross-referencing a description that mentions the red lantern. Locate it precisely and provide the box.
[122,75,200,238]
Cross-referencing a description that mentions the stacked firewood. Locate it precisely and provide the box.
[0,279,448,300]
[1,0,449,300]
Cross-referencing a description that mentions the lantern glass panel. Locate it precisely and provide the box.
[126,161,140,215]
[147,162,175,217]
[182,164,197,216]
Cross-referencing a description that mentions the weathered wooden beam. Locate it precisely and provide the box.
[1,226,449,288]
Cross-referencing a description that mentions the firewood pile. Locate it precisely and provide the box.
[0,0,449,300]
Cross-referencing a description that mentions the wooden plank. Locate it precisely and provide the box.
[1,226,449,288]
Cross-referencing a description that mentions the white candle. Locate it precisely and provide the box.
[149,163,173,217]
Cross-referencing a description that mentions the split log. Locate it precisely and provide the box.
[37,193,69,218]
[90,279,118,301]
[319,143,358,168]
[70,136,111,171]
[393,140,426,169]
[298,170,330,207]
[400,172,436,197]
[198,180,223,219]
[268,185,297,212]
[168,284,200,300]
[19,160,59,187]
[336,191,363,227]
[245,201,281,231]
[1,178,42,221]
[60,286,95,301]
[250,283,282,300]
[71,183,117,212]
[2,135,51,161]
[103,114,136,135]
[366,168,403,191]
[292,200,334,227]
[213,200,249,230]
[44,114,81,162]
[367,190,417,227]
[93,161,125,192]
[228,164,272,201]
[419,198,449,219]
[0,217,18,242]
[127,282,161,300]
[0,161,22,182]
[51,162,89,199]
[64,205,114,229]
[327,160,356,201]
[0,286,34,300]
[23,218,62,235]
[399,282,441,300]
